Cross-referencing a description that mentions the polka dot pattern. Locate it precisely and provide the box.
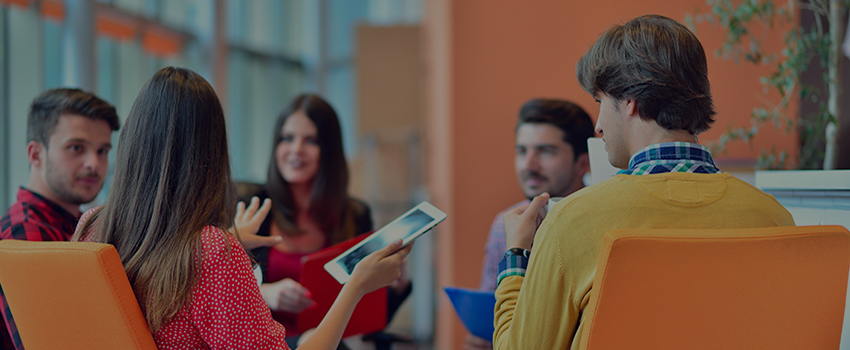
[78,209,290,349]
[155,226,290,349]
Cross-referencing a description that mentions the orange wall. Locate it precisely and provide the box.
[424,1,796,349]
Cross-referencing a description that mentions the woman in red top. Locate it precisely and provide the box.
[73,67,410,350]
[236,94,411,344]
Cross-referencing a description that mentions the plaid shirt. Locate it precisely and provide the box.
[497,142,720,286]
[617,142,720,175]
[1,187,81,350]
[1,187,80,241]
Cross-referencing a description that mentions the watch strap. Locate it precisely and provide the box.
[504,247,531,259]
[497,248,531,286]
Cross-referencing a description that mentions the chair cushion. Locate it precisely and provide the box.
[0,240,157,350]
[581,225,850,350]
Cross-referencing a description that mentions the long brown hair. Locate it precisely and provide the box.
[266,94,352,243]
[73,67,235,332]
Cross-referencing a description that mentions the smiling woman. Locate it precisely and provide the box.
[266,95,354,242]
[276,111,322,187]
[235,93,412,347]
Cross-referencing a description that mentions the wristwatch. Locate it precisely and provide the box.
[504,247,531,259]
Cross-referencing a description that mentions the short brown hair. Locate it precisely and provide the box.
[576,15,715,135]
[27,88,120,147]
[516,99,595,157]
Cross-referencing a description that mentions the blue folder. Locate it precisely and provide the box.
[444,286,496,340]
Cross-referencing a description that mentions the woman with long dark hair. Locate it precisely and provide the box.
[237,94,411,343]
[73,67,410,349]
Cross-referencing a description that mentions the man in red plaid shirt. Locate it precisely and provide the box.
[0,88,119,350]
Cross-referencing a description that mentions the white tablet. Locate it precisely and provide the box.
[324,201,447,284]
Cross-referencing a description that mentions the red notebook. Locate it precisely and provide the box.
[296,234,388,337]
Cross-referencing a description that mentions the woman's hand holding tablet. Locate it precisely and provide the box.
[324,201,447,284]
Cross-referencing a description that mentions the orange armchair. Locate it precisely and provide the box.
[0,240,156,350]
[579,225,850,350]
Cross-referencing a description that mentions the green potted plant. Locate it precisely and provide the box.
[687,0,847,170]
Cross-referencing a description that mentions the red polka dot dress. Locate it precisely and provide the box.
[78,210,291,349]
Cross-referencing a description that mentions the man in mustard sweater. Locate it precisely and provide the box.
[492,15,795,350]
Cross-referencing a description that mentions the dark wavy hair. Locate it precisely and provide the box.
[516,99,595,157]
[576,14,715,135]
[266,94,351,243]
[74,67,235,332]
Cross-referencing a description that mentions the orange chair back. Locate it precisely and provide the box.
[0,240,157,350]
[579,225,850,350]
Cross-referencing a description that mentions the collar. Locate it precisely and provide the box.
[17,187,81,221]
[617,142,720,175]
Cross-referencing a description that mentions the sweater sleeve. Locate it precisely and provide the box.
[493,215,578,350]
[191,228,290,350]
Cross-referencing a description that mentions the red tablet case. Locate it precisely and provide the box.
[296,234,388,337]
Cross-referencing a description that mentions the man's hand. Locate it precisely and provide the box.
[463,333,492,350]
[504,193,549,250]
[230,196,281,250]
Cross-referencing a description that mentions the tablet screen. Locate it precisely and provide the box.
[336,208,434,274]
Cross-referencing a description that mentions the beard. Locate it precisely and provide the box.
[44,158,101,206]
[521,169,574,200]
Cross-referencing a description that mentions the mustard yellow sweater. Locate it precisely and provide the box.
[494,172,795,350]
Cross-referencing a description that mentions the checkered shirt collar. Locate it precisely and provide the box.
[617,142,720,176]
